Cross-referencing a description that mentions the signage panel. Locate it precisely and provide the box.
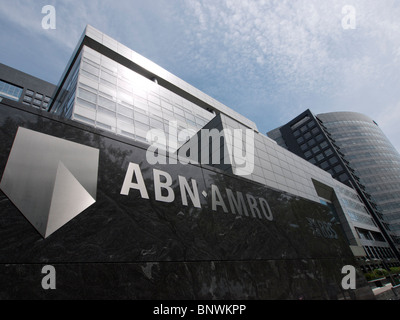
[0,103,374,299]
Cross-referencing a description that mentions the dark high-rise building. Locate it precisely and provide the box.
[317,112,400,249]
[0,63,56,111]
[268,110,400,270]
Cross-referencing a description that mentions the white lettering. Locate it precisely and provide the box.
[145,122,255,177]
[120,162,149,199]
[41,265,56,290]
[178,176,201,208]
[146,129,167,165]
[246,194,262,219]
[178,128,198,165]
[41,5,56,30]
[198,305,246,315]
[168,121,178,164]
[231,129,255,176]
[211,184,228,213]
[259,198,273,221]
[120,163,274,222]
[153,304,187,317]
[154,169,174,203]
[226,189,249,217]
[200,128,231,165]
[341,265,356,289]
[342,5,356,30]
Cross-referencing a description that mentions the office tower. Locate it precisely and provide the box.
[268,109,400,271]
[0,63,56,111]
[318,112,400,250]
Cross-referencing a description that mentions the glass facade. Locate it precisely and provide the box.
[0,64,55,110]
[318,112,400,248]
[0,80,23,101]
[22,89,52,110]
[53,46,214,145]
[335,183,374,227]
[268,110,400,268]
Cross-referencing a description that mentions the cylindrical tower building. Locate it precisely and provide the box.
[317,112,400,249]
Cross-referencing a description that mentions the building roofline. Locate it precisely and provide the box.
[50,25,258,131]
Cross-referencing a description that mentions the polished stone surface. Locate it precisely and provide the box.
[0,102,375,299]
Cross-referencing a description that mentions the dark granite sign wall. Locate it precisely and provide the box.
[0,102,374,299]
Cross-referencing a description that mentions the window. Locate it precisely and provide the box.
[150,117,164,130]
[0,80,23,101]
[78,88,97,104]
[304,150,312,158]
[290,116,310,130]
[356,228,373,240]
[300,143,308,151]
[371,232,385,242]
[76,98,96,110]
[311,127,320,135]
[98,96,116,111]
[82,61,100,77]
[296,136,304,144]
[174,106,184,116]
[338,173,349,182]
[329,157,338,165]
[320,141,328,149]
[33,99,42,106]
[321,161,329,169]
[117,104,133,118]
[74,114,95,125]
[307,138,316,147]
[334,164,343,173]
[134,111,149,124]
[100,70,117,85]
[307,120,316,128]
[312,146,320,154]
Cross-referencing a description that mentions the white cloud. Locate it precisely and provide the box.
[183,0,341,88]
[180,0,400,151]
[1,0,399,151]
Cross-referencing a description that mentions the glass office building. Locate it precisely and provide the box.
[50,26,361,203]
[318,112,400,249]
[51,45,214,143]
[0,63,55,110]
[268,110,400,269]
[50,26,256,146]
[47,26,400,272]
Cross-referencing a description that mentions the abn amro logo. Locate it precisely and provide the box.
[0,127,99,238]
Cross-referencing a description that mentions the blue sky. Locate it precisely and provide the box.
[1,0,400,152]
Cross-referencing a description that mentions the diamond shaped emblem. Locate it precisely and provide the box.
[0,127,99,238]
